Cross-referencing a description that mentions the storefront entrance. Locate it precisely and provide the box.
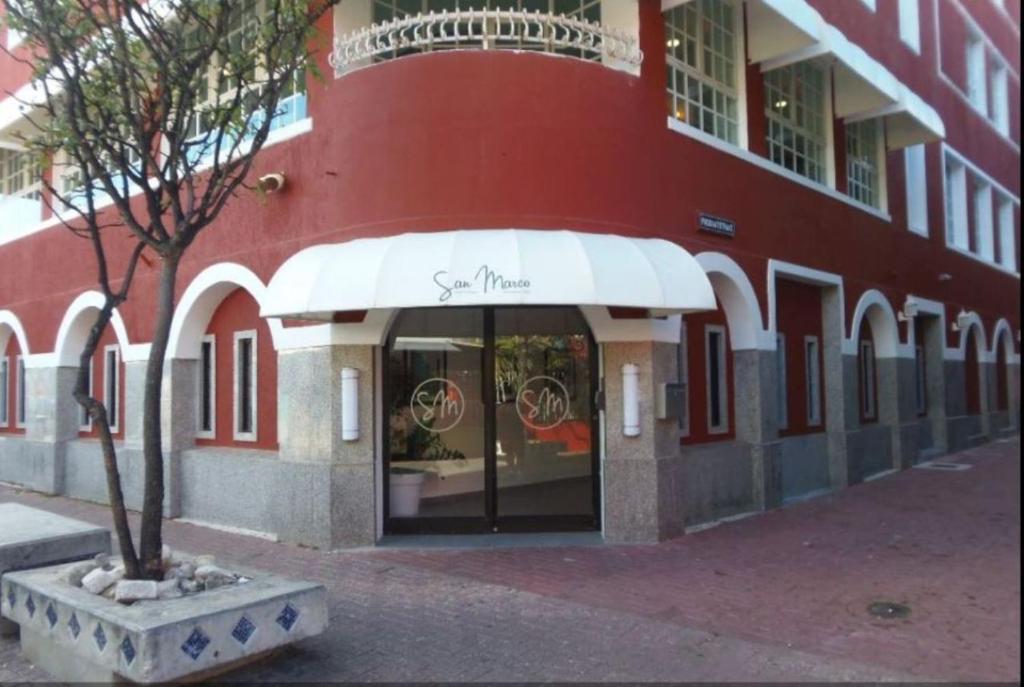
[385,306,599,534]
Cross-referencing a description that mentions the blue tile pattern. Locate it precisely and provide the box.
[5,586,14,610]
[276,603,299,632]
[181,628,210,661]
[68,613,81,639]
[232,616,256,645]
[121,636,136,665]
[45,603,58,628]
[25,594,35,617]
[93,623,107,652]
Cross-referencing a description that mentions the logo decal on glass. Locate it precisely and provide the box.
[516,376,570,431]
[411,378,465,433]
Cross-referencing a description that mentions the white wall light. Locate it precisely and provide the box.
[341,367,359,441]
[622,363,640,437]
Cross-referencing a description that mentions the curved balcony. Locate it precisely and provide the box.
[330,8,643,77]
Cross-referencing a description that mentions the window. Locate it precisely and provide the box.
[904,144,928,235]
[665,0,740,145]
[79,358,94,431]
[0,357,8,426]
[914,345,927,416]
[775,333,787,430]
[0,149,41,200]
[233,330,257,441]
[973,177,994,261]
[859,340,876,421]
[197,335,216,438]
[16,355,25,427]
[705,325,728,433]
[804,336,821,426]
[764,61,827,183]
[859,0,876,10]
[997,196,1017,271]
[966,33,987,114]
[944,154,968,250]
[989,60,1009,136]
[104,346,120,432]
[846,119,882,208]
[898,0,920,54]
[677,320,690,437]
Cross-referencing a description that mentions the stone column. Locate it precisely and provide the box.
[277,344,377,548]
[602,341,683,543]
[822,288,854,489]
[733,349,782,511]
[880,355,920,470]
[921,315,949,453]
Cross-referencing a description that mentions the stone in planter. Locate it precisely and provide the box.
[1,558,327,684]
[0,503,111,637]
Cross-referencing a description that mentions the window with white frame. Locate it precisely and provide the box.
[677,319,690,437]
[197,335,216,438]
[944,154,968,250]
[104,346,120,432]
[846,119,882,208]
[764,61,827,184]
[0,357,8,426]
[859,0,876,10]
[705,325,728,433]
[859,340,876,420]
[966,32,987,114]
[775,333,787,430]
[904,144,928,235]
[914,344,927,415]
[804,336,821,426]
[988,60,1009,136]
[15,355,25,427]
[997,196,1017,271]
[79,358,94,431]
[665,0,740,145]
[898,0,920,54]
[233,330,257,441]
[0,149,41,200]
[973,176,994,261]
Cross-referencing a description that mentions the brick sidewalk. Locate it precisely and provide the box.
[1,438,1019,682]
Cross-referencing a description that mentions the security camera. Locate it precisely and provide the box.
[255,172,286,194]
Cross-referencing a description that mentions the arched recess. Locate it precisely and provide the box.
[954,311,989,361]
[694,252,767,351]
[0,310,30,357]
[167,263,285,360]
[990,319,1015,413]
[54,292,133,367]
[848,290,900,358]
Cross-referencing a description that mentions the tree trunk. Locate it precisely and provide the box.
[75,305,142,579]
[138,253,180,580]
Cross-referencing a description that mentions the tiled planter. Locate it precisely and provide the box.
[1,560,327,684]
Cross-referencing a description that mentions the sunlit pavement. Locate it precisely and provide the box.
[1,437,1019,682]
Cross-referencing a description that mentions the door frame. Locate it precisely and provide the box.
[382,305,601,535]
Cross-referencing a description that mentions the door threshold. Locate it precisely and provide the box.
[377,531,605,550]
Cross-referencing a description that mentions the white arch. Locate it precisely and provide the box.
[167,262,285,360]
[695,252,769,350]
[53,291,133,367]
[848,290,901,359]
[0,309,31,356]
[990,318,1018,362]
[955,311,991,363]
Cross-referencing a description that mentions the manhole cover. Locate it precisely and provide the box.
[868,601,911,619]
[913,461,971,471]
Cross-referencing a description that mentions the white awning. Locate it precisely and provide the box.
[261,230,716,319]
[745,0,823,64]
[848,84,946,149]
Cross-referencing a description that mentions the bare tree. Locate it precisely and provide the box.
[1,0,338,579]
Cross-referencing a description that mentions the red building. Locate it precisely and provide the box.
[0,0,1019,547]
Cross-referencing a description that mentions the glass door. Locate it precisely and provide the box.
[385,306,598,534]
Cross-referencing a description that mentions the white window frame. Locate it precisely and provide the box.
[944,154,969,250]
[196,334,217,440]
[804,336,822,427]
[914,344,927,416]
[763,61,833,187]
[233,330,258,442]
[965,32,988,115]
[705,324,729,434]
[677,319,690,438]
[103,345,120,433]
[0,357,8,426]
[897,0,920,54]
[15,354,26,428]
[997,195,1016,271]
[973,178,994,262]
[845,118,886,211]
[859,0,876,10]
[776,333,787,430]
[904,144,928,236]
[988,60,1009,137]
[79,357,94,431]
[859,340,876,421]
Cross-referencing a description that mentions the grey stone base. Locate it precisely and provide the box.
[947,415,984,452]
[0,437,64,494]
[603,455,684,544]
[679,442,755,527]
[845,424,894,482]
[64,441,181,518]
[778,433,830,502]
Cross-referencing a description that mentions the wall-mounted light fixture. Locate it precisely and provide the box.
[256,172,286,194]
[341,367,359,441]
[938,273,953,282]
[622,364,640,437]
[950,310,972,333]
[897,297,920,322]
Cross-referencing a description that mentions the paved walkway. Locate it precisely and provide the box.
[0,438,1019,682]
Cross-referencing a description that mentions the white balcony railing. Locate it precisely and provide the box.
[330,9,644,76]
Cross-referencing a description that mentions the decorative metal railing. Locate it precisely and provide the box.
[329,9,644,76]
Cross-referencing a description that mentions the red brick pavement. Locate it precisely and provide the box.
[0,437,1019,682]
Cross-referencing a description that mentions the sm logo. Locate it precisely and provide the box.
[410,378,466,433]
[516,376,571,431]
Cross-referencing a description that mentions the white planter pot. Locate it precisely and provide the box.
[389,471,427,517]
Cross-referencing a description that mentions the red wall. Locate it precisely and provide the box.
[194,288,278,451]
[0,336,24,434]
[76,327,126,439]
[776,279,825,437]
[682,305,735,445]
